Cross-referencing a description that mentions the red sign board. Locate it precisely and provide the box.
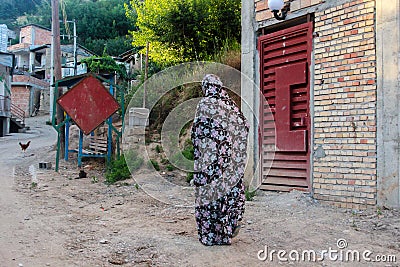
[57,75,120,135]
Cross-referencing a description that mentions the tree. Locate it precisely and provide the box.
[0,0,38,28]
[23,0,135,56]
[81,55,127,78]
[125,0,241,66]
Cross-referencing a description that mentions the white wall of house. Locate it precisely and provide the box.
[376,0,400,208]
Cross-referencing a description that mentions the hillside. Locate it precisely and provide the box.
[0,0,37,29]
[1,0,134,56]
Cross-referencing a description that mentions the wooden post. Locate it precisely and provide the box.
[52,0,65,158]
[143,41,149,108]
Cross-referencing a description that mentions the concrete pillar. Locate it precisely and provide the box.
[241,0,261,189]
[29,51,35,72]
[376,0,400,208]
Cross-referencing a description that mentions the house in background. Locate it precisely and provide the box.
[8,24,51,73]
[6,24,95,121]
[61,44,94,78]
[11,74,49,120]
[117,49,143,91]
[117,48,143,76]
[7,24,51,120]
[242,0,400,208]
[0,52,15,136]
[0,24,16,53]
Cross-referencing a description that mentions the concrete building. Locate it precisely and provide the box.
[11,74,49,118]
[0,52,14,136]
[7,24,51,118]
[118,49,143,75]
[0,24,15,53]
[242,0,400,208]
[61,44,93,78]
[8,24,52,73]
[6,24,94,119]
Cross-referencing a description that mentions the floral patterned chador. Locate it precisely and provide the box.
[191,74,249,246]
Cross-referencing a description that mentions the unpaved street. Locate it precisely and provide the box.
[0,116,399,266]
[0,116,62,266]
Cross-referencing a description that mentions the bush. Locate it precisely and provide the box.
[160,158,169,164]
[245,188,257,201]
[125,150,144,172]
[166,164,175,171]
[155,144,163,153]
[105,155,131,184]
[186,172,194,183]
[106,150,143,184]
[81,55,127,78]
[150,159,160,171]
[182,139,194,161]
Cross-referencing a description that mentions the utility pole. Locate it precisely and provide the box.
[49,30,54,121]
[73,19,77,76]
[52,0,65,157]
[143,41,149,108]
[61,20,77,75]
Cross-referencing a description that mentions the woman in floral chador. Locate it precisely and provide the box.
[191,74,249,246]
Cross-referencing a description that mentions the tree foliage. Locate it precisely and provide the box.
[81,55,127,78]
[125,0,241,66]
[0,0,37,28]
[21,0,135,56]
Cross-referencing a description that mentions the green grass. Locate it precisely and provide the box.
[91,176,99,183]
[182,139,194,161]
[125,150,144,173]
[186,172,194,183]
[245,189,257,201]
[166,164,175,171]
[150,159,160,171]
[155,144,163,153]
[106,151,143,184]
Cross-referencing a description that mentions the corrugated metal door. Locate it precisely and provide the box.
[258,22,313,191]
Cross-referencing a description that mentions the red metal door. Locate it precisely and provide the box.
[258,22,313,191]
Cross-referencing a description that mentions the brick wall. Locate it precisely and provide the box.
[11,86,30,116]
[13,74,50,88]
[7,43,29,52]
[20,25,51,45]
[11,75,49,117]
[19,26,31,44]
[254,0,378,209]
[312,0,377,209]
[32,26,51,45]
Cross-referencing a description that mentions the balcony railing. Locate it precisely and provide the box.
[10,102,25,125]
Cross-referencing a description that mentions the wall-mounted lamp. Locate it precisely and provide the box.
[268,0,290,20]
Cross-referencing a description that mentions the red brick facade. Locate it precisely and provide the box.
[19,24,51,45]
[11,86,31,116]
[13,75,49,88]
[313,0,377,209]
[254,0,379,209]
[11,75,49,117]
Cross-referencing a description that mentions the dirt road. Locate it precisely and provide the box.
[0,116,399,266]
[0,116,62,266]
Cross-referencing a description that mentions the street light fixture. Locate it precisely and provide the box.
[268,0,290,20]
